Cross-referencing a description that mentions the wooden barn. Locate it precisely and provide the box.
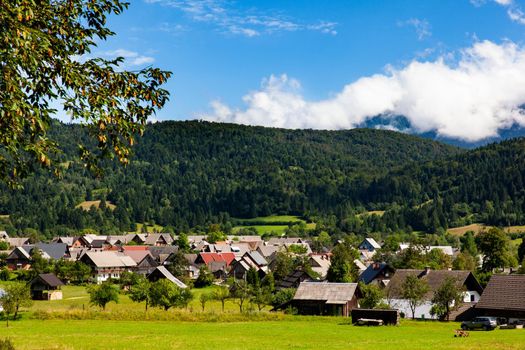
[30,273,64,300]
[290,282,360,317]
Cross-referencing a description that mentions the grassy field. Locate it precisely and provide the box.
[3,316,525,349]
[1,286,524,349]
[76,200,116,211]
[237,215,305,223]
[21,285,243,314]
[448,223,525,236]
[232,215,316,235]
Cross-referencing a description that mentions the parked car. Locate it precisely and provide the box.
[461,317,498,331]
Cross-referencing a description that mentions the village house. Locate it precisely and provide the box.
[277,268,319,290]
[359,262,396,286]
[5,243,69,270]
[229,251,268,279]
[475,274,525,324]
[385,268,483,320]
[288,282,360,317]
[358,238,381,252]
[79,251,137,283]
[147,266,187,288]
[399,243,456,257]
[309,254,331,279]
[144,233,174,246]
[5,237,31,248]
[121,246,158,274]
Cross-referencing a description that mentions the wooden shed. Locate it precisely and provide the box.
[30,273,64,300]
[291,282,360,317]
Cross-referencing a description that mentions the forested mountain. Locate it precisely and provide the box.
[0,120,461,237]
[3,119,525,239]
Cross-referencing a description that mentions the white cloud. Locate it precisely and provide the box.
[398,18,432,40]
[508,7,525,24]
[145,0,337,37]
[472,0,525,24]
[202,40,525,142]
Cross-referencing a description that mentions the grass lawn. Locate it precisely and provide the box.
[2,317,525,350]
[25,285,245,314]
[2,285,525,349]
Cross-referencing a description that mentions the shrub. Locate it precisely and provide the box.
[0,339,15,350]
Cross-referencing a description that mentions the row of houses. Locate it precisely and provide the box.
[286,273,525,324]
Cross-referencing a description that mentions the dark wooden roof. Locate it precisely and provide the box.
[31,273,64,288]
[476,275,525,311]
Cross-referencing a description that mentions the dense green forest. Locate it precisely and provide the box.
[1,120,524,239]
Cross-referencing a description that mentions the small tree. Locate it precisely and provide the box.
[128,276,151,311]
[149,279,192,311]
[177,288,193,309]
[194,266,214,288]
[271,288,296,308]
[231,279,252,313]
[0,338,15,350]
[87,282,119,310]
[359,283,383,309]
[246,267,260,288]
[176,233,191,253]
[166,251,189,279]
[431,277,464,321]
[3,283,33,320]
[199,293,210,312]
[0,291,15,327]
[400,275,429,319]
[212,286,230,312]
[250,286,272,311]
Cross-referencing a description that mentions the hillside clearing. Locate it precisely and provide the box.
[76,200,116,211]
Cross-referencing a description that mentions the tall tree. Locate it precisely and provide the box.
[127,275,151,311]
[327,241,359,282]
[0,0,170,185]
[400,275,429,319]
[477,228,511,272]
[359,283,384,309]
[431,277,464,321]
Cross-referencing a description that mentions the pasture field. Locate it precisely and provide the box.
[232,225,290,235]
[448,223,525,236]
[2,316,525,350]
[232,215,316,235]
[2,285,525,350]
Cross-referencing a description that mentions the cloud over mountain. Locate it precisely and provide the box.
[204,40,525,141]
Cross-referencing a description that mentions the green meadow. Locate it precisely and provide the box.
[1,286,524,350]
[3,317,524,350]
[232,215,316,235]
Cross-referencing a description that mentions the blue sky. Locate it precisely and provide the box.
[92,0,525,141]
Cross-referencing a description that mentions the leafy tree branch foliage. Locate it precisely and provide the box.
[0,0,170,186]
